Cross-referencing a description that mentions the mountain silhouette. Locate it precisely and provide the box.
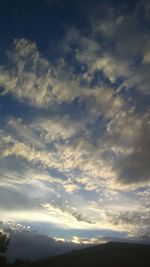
[21,242,150,267]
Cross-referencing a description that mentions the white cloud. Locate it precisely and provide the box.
[63,183,80,193]
[0,39,56,107]
[33,115,82,143]
[71,236,106,244]
[42,203,95,229]
[90,54,130,83]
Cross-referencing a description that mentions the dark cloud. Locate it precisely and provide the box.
[70,210,95,225]
[112,210,150,227]
[115,113,150,184]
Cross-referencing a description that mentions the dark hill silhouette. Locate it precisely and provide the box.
[21,242,150,267]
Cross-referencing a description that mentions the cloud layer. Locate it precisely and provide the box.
[0,0,150,242]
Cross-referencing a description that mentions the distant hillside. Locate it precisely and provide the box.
[22,242,150,267]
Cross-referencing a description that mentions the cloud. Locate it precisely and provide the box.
[1,107,149,190]
[0,39,55,107]
[0,142,59,170]
[113,112,150,184]
[0,39,84,108]
[0,37,126,119]
[71,235,106,244]
[142,50,150,64]
[110,209,150,238]
[42,203,95,229]
[70,2,150,96]
[0,0,150,242]
[63,183,80,193]
[7,118,44,149]
[33,115,82,143]
[0,39,85,108]
[1,100,149,191]
[0,155,56,188]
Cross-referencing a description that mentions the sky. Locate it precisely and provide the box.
[0,0,150,259]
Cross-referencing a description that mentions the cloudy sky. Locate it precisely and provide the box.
[0,0,150,251]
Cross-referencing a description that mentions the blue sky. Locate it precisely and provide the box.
[0,0,150,248]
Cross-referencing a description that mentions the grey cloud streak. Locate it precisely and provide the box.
[114,113,150,184]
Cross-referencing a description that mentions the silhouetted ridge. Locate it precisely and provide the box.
[22,241,150,267]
